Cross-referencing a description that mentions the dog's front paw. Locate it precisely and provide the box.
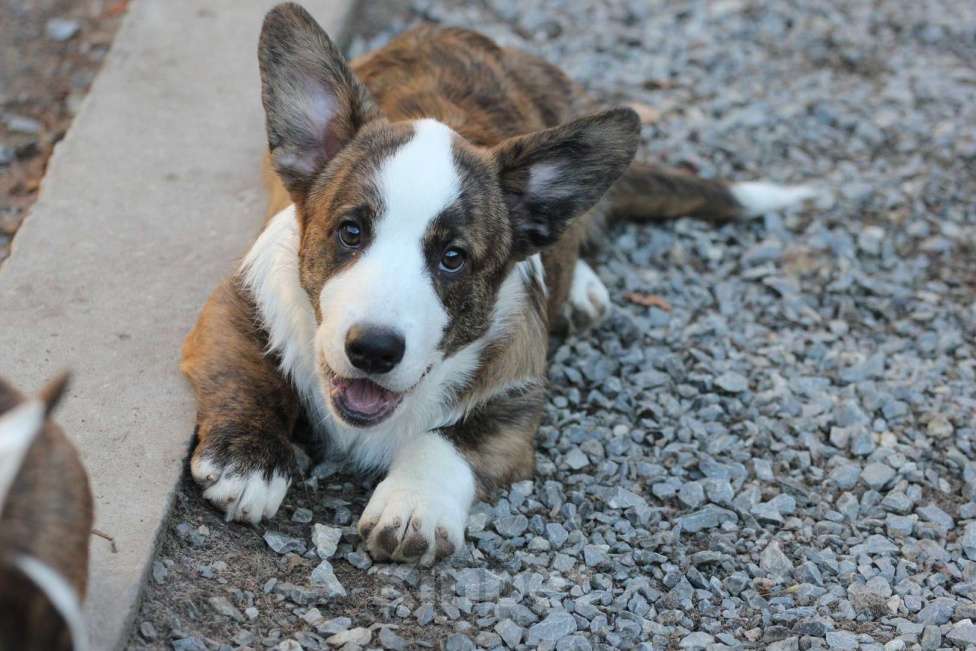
[564,260,611,330]
[190,439,295,525]
[357,477,466,566]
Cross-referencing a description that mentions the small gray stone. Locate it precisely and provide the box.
[445,633,475,651]
[326,627,371,647]
[495,619,524,648]
[378,627,408,650]
[830,463,861,490]
[454,568,507,601]
[760,541,794,577]
[311,523,342,558]
[564,447,589,470]
[886,514,915,537]
[678,482,705,509]
[881,491,913,514]
[546,522,569,547]
[346,551,372,570]
[583,544,610,568]
[917,504,954,531]
[677,505,737,533]
[317,616,351,635]
[415,604,435,625]
[963,522,976,560]
[769,637,800,651]
[151,560,168,584]
[608,487,649,511]
[916,597,956,625]
[947,622,976,647]
[263,530,306,555]
[826,630,857,650]
[310,560,346,597]
[754,458,775,481]
[752,500,785,525]
[793,621,826,637]
[679,631,716,648]
[861,462,895,489]
[139,621,157,641]
[207,596,245,622]
[527,611,577,644]
[495,514,529,537]
[920,624,942,649]
[46,17,80,41]
[851,431,877,456]
[715,371,748,393]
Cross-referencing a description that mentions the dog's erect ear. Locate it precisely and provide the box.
[0,399,44,511]
[0,373,68,511]
[259,3,381,201]
[493,108,640,259]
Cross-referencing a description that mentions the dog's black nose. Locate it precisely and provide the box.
[345,325,405,375]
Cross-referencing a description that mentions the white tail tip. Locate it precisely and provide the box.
[731,182,819,217]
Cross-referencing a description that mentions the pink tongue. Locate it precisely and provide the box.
[344,379,392,415]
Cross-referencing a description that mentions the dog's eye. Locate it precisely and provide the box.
[338,220,362,248]
[440,247,466,272]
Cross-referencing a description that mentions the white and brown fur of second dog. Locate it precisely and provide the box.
[181,2,816,565]
[0,374,93,651]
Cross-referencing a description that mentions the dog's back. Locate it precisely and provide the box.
[0,375,93,651]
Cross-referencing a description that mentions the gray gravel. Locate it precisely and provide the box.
[131,0,976,649]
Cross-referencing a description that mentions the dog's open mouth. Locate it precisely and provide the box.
[328,375,403,427]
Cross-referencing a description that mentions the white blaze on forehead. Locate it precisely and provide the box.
[377,118,460,222]
[316,119,462,395]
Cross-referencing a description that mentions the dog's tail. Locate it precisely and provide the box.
[607,161,818,223]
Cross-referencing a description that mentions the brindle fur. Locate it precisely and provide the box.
[0,375,93,651]
[183,5,754,512]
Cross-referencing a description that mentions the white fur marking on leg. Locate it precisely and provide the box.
[731,181,818,216]
[0,399,44,510]
[567,259,611,327]
[193,455,290,525]
[359,432,475,565]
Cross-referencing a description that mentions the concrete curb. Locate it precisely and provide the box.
[0,1,358,648]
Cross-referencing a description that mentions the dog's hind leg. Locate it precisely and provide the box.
[563,259,612,331]
[180,278,302,524]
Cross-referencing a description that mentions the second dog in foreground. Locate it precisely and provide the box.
[0,374,93,651]
[182,2,815,565]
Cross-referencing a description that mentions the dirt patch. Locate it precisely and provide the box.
[0,0,126,263]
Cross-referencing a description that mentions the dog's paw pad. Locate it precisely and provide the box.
[565,260,611,330]
[358,481,465,566]
[191,455,290,525]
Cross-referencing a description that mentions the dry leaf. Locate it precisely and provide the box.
[624,292,671,311]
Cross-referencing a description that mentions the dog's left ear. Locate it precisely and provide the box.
[493,108,640,259]
[259,3,381,202]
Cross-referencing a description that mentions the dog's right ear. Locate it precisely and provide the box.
[0,373,68,511]
[259,3,381,202]
[0,399,44,511]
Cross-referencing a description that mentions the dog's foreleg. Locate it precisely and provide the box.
[180,278,302,524]
[357,431,475,566]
